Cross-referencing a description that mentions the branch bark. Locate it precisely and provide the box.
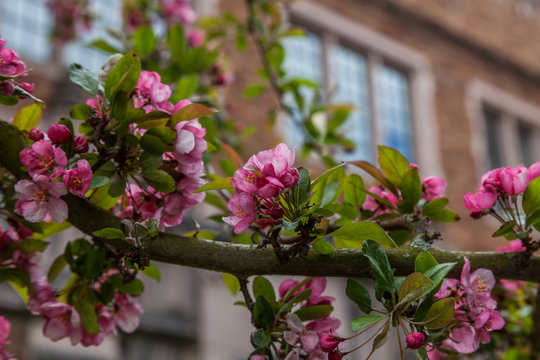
[1,119,540,282]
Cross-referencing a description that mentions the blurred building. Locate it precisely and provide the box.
[1,0,540,359]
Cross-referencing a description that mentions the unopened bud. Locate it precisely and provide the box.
[319,333,340,352]
[73,136,89,153]
[28,128,44,141]
[406,332,425,349]
[47,124,72,144]
[328,352,343,360]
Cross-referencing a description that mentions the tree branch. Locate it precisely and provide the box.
[1,119,540,283]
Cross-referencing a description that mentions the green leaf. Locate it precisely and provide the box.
[47,254,67,282]
[17,238,48,253]
[312,239,334,255]
[76,302,100,333]
[346,279,372,314]
[523,177,540,215]
[321,180,340,207]
[369,320,391,357]
[362,240,395,294]
[90,175,110,189]
[142,169,176,193]
[350,315,385,332]
[526,207,540,227]
[492,221,517,237]
[0,94,19,105]
[396,169,422,214]
[9,280,29,303]
[423,263,457,291]
[69,63,99,96]
[344,174,366,210]
[85,248,106,279]
[424,298,455,329]
[13,103,42,131]
[133,25,156,56]
[175,74,199,99]
[223,273,240,294]
[378,145,410,187]
[311,163,346,187]
[140,133,167,154]
[139,262,161,281]
[293,168,311,206]
[92,227,124,239]
[119,279,144,295]
[277,289,311,316]
[219,158,236,177]
[194,177,233,193]
[108,177,126,197]
[135,111,170,129]
[348,160,398,196]
[294,305,333,321]
[254,296,275,328]
[90,39,122,54]
[104,53,141,101]
[252,330,271,348]
[244,84,266,98]
[397,272,432,302]
[422,197,448,214]
[170,103,218,127]
[414,252,439,273]
[168,25,187,63]
[70,104,94,121]
[328,222,396,248]
[253,276,276,302]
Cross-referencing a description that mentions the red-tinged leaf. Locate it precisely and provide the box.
[348,160,398,195]
[170,103,218,126]
[221,143,244,168]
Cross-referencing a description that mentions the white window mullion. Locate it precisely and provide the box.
[367,53,383,158]
[500,114,520,166]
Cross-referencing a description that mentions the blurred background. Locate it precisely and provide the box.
[1,0,540,359]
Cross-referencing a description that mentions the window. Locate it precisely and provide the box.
[282,27,414,162]
[0,0,123,73]
[468,80,540,174]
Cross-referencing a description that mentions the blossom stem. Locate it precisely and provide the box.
[342,319,390,355]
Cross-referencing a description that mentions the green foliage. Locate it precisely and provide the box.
[12,103,41,131]
[346,278,372,314]
[223,273,240,294]
[253,276,276,302]
[423,298,455,329]
[328,222,396,248]
[351,315,384,332]
[104,53,141,101]
[93,227,124,239]
[194,177,233,193]
[362,240,395,297]
[69,63,100,96]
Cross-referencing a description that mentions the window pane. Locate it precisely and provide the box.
[377,65,414,161]
[282,32,323,147]
[332,45,371,161]
[518,122,534,166]
[483,108,504,169]
[0,0,52,62]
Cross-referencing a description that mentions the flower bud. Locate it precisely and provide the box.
[319,333,340,352]
[28,128,44,141]
[328,352,343,360]
[406,332,425,349]
[47,124,72,144]
[0,81,15,96]
[73,136,89,153]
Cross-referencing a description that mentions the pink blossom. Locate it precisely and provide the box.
[19,140,67,178]
[529,161,540,181]
[113,294,143,333]
[481,168,503,191]
[319,333,340,352]
[256,199,284,228]
[47,124,72,145]
[231,168,259,194]
[27,278,56,315]
[245,143,300,198]
[0,81,14,96]
[462,186,497,213]
[250,356,268,360]
[134,71,172,113]
[29,128,44,141]
[460,257,497,310]
[80,307,115,347]
[156,177,206,230]
[14,175,68,223]
[499,165,529,195]
[422,176,446,201]
[174,118,207,177]
[62,159,92,197]
[328,352,343,360]
[223,192,257,234]
[74,136,89,153]
[188,29,205,47]
[0,316,10,347]
[40,301,83,345]
[19,81,34,94]
[161,0,197,26]
[445,324,476,354]
[406,332,425,349]
[362,186,398,215]
[0,38,26,76]
[115,185,158,220]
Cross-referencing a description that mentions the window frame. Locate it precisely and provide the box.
[281,1,443,176]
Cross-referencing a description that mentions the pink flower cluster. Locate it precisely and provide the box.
[46,0,93,43]
[429,257,504,356]
[0,37,34,97]
[223,144,300,234]
[116,96,206,230]
[15,127,92,223]
[463,162,540,215]
[278,278,342,360]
